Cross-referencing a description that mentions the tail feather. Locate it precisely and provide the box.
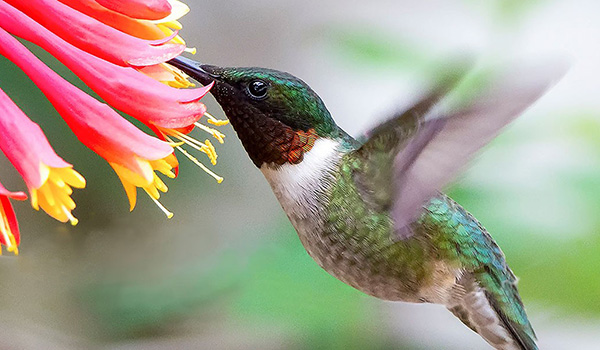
[446,274,537,350]
[486,290,538,350]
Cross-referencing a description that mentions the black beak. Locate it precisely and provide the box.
[168,56,220,86]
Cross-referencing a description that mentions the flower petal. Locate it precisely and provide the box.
[150,1,189,24]
[0,27,173,178]
[95,0,172,21]
[2,0,184,66]
[58,0,167,40]
[0,182,27,202]
[29,166,86,225]
[110,153,177,211]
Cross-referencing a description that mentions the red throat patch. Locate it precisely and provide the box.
[287,128,318,164]
[273,127,318,165]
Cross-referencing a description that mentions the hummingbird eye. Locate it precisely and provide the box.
[247,79,269,100]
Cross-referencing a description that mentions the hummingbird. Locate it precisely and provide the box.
[169,56,561,350]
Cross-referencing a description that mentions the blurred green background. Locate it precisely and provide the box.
[1,0,599,349]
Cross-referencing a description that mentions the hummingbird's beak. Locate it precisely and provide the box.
[168,56,220,86]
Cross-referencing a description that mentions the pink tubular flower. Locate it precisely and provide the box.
[3,0,185,66]
[0,180,26,255]
[0,88,85,225]
[0,27,178,215]
[1,2,227,181]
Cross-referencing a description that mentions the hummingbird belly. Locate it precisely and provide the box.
[288,205,459,304]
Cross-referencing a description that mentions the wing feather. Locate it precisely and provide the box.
[355,63,567,240]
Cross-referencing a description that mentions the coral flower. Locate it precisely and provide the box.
[0,88,85,225]
[0,0,223,253]
[0,28,179,216]
[0,181,26,255]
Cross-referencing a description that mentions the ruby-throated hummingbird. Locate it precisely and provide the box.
[170,56,562,350]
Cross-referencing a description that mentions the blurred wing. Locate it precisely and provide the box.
[356,64,566,240]
[354,69,467,210]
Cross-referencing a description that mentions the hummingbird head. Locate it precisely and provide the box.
[169,56,345,167]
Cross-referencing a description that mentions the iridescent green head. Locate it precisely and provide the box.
[204,66,337,134]
[169,57,345,167]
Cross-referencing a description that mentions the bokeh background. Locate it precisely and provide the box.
[1,0,600,349]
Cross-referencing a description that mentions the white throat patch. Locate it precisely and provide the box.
[260,137,343,223]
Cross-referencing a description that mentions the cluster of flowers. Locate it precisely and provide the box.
[0,0,226,255]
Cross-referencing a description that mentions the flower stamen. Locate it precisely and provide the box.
[165,131,218,165]
[184,47,197,54]
[110,153,178,219]
[194,122,225,144]
[63,206,79,226]
[151,158,177,178]
[0,213,17,255]
[204,112,230,126]
[147,192,174,219]
[172,143,223,183]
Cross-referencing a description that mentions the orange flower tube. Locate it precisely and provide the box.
[95,0,172,20]
[0,3,211,132]
[57,0,168,40]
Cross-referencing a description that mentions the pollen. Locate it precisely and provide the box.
[30,165,86,226]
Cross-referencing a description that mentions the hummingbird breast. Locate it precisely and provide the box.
[261,137,458,303]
